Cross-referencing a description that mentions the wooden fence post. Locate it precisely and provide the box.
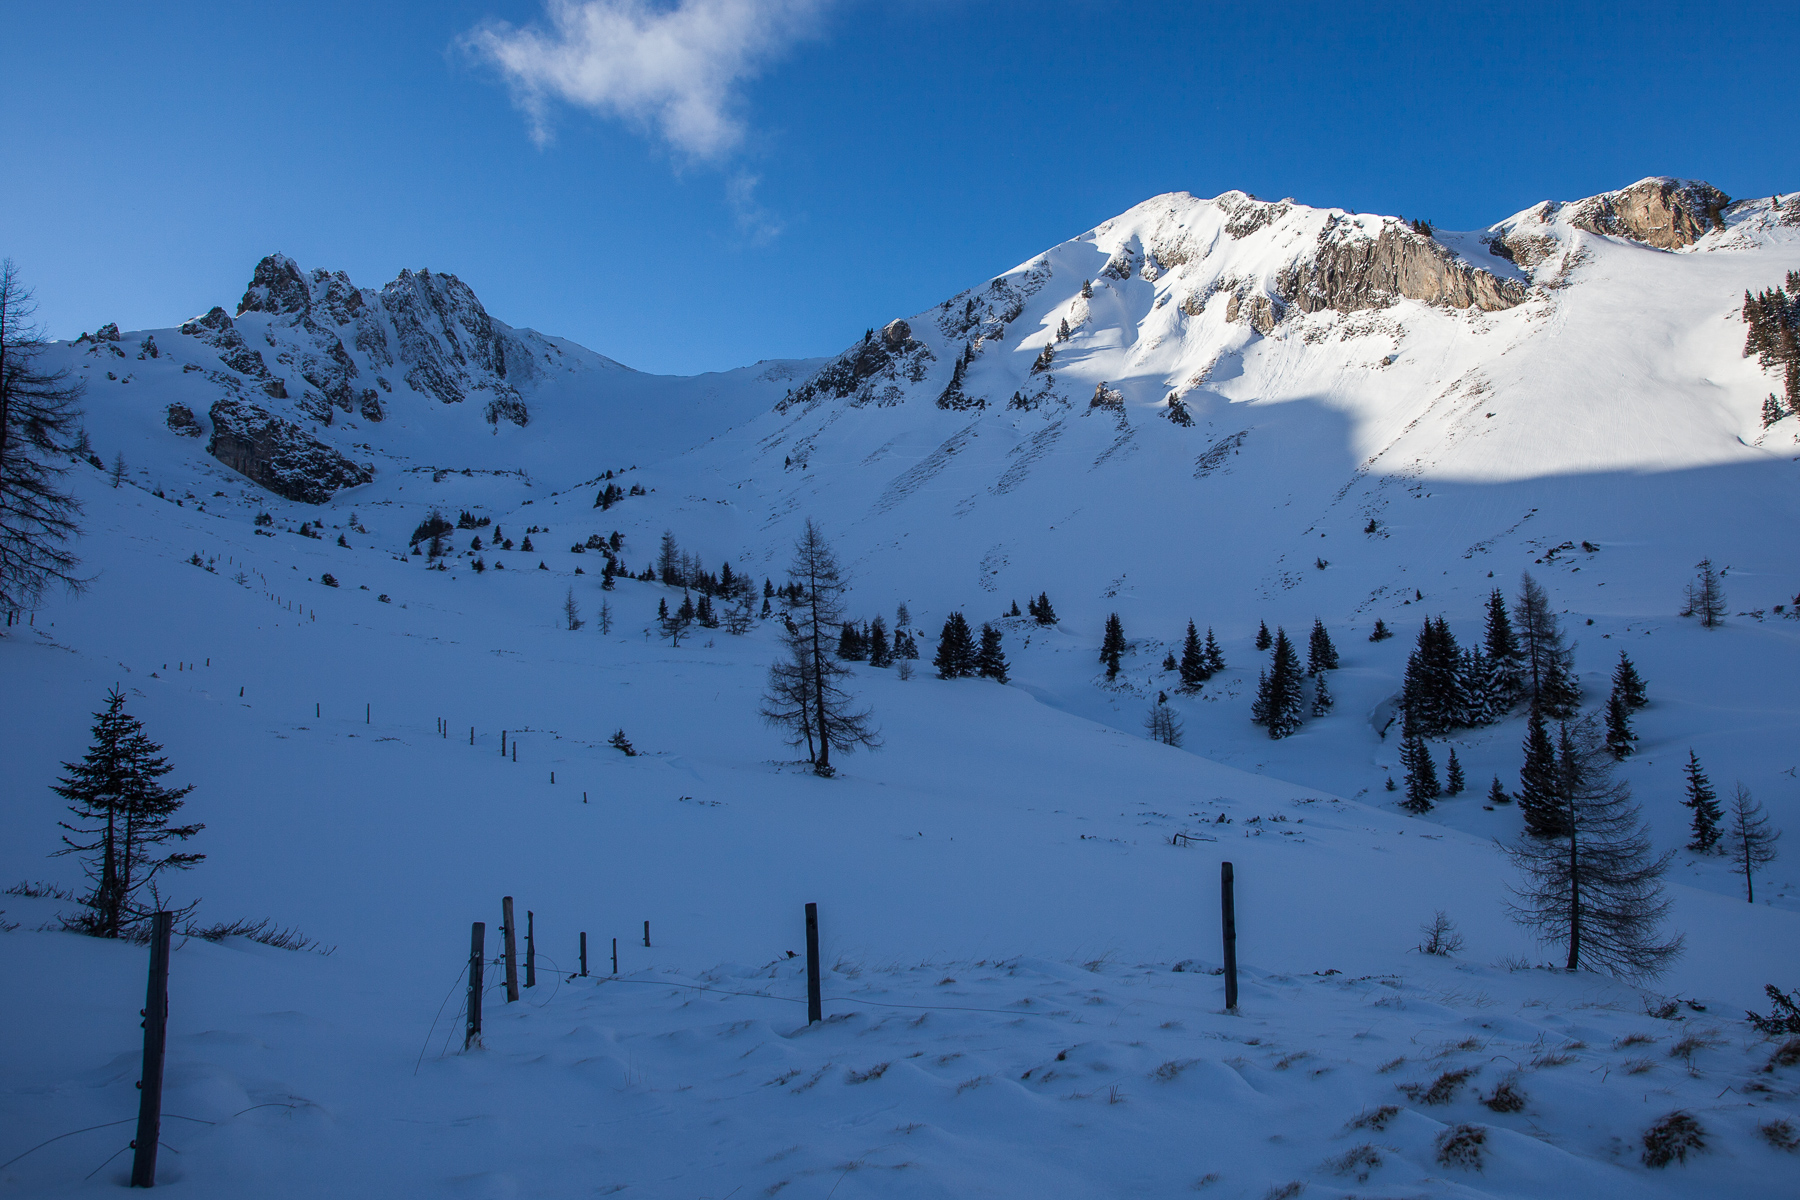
[501,730,507,757]
[642,920,650,948]
[611,937,618,974]
[1221,861,1239,1012]
[805,902,822,1025]
[466,922,485,1049]
[580,932,588,977]
[525,910,536,988]
[502,897,520,1002]
[130,911,174,1188]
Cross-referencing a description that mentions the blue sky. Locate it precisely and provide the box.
[6,1,1796,375]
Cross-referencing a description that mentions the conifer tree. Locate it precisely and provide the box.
[1145,696,1184,747]
[1604,688,1636,759]
[867,614,892,667]
[758,520,878,776]
[1726,784,1781,903]
[1611,651,1647,709]
[1445,748,1465,796]
[563,587,584,631]
[895,601,910,630]
[1255,621,1272,651]
[1681,751,1723,853]
[935,613,977,678]
[1009,599,1021,618]
[1487,775,1509,806]
[837,621,866,661]
[760,596,772,619]
[1250,628,1304,738]
[1203,628,1226,674]
[1030,592,1057,626]
[1513,572,1578,716]
[696,593,719,629]
[1310,669,1333,716]
[1306,619,1339,674]
[1370,618,1393,642]
[1161,651,1176,671]
[1401,617,1462,737]
[1484,587,1525,707]
[2,262,87,610]
[1100,613,1127,679]
[658,530,681,585]
[1400,733,1440,812]
[1681,558,1726,628]
[1517,703,1564,837]
[53,689,203,938]
[976,623,1009,683]
[1504,717,1681,978]
[1178,620,1208,689]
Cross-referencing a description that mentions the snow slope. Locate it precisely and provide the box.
[6,178,1800,1197]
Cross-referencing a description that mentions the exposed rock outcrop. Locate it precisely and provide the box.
[1225,292,1284,334]
[777,319,934,411]
[207,397,373,504]
[1278,223,1528,316]
[1567,178,1730,251]
[165,404,203,437]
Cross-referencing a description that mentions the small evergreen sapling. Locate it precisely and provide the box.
[1517,704,1565,838]
[1726,784,1781,903]
[1487,775,1510,806]
[1307,619,1340,674]
[1682,751,1723,853]
[1250,628,1305,738]
[1203,628,1226,674]
[1445,748,1465,796]
[1612,651,1648,709]
[1400,734,1440,813]
[1370,618,1393,642]
[608,729,636,756]
[1604,688,1636,759]
[934,613,977,678]
[1027,592,1056,626]
[1310,670,1334,716]
[1178,620,1209,689]
[1255,621,1273,651]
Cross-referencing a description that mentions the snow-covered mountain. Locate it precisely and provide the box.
[8,177,1800,1199]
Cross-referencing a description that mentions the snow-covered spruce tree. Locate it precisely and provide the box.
[1101,613,1127,679]
[1,261,86,612]
[1517,703,1566,838]
[1029,592,1057,626]
[1255,621,1273,651]
[934,613,977,679]
[1310,669,1334,717]
[1145,696,1184,747]
[1681,559,1726,629]
[1178,620,1209,689]
[1503,717,1682,978]
[1484,588,1526,710]
[562,587,583,631]
[1764,392,1790,428]
[1400,733,1440,813]
[53,689,203,938]
[1604,688,1636,760]
[1445,748,1466,796]
[1726,785,1780,902]
[1203,628,1226,674]
[1401,618,1462,737]
[1514,572,1579,717]
[1681,751,1723,853]
[1161,651,1177,672]
[975,623,1009,683]
[1611,651,1648,709]
[758,520,878,777]
[1250,628,1304,739]
[1307,619,1339,675]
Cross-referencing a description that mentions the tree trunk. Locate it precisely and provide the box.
[1565,796,1581,971]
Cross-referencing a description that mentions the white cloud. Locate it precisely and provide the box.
[465,0,825,162]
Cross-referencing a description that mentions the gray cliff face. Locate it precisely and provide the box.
[1566,178,1730,251]
[1278,223,1528,317]
[777,317,934,411]
[206,397,373,504]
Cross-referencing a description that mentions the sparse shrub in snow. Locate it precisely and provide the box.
[1417,911,1463,956]
[1369,618,1392,641]
[1401,1066,1477,1105]
[608,729,636,756]
[1480,1077,1526,1112]
[321,573,338,587]
[1328,1143,1381,1182]
[1435,1123,1486,1170]
[1348,1104,1400,1131]
[1760,1118,1800,1151]
[1641,1110,1706,1167]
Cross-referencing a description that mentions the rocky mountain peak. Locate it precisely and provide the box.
[1566,177,1731,250]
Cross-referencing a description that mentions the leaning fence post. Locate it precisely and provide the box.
[805,902,822,1025]
[525,910,536,989]
[1221,861,1239,1012]
[466,922,485,1049]
[502,897,521,1002]
[130,911,174,1188]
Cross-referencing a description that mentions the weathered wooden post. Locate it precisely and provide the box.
[525,910,536,988]
[130,911,174,1188]
[1220,861,1239,1012]
[611,937,618,974]
[804,902,822,1025]
[501,730,507,757]
[579,932,588,977]
[465,922,485,1050]
[643,920,650,948]
[502,897,521,1002]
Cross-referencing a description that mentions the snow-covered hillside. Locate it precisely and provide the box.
[6,177,1800,1197]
